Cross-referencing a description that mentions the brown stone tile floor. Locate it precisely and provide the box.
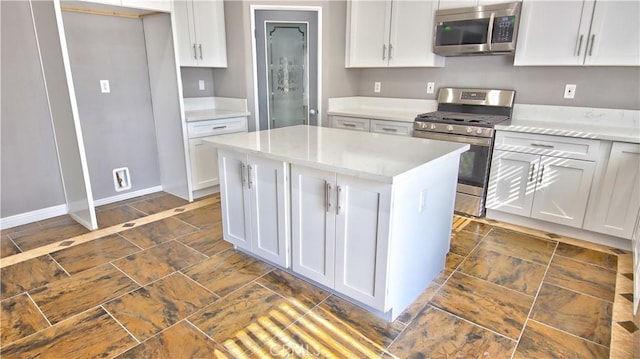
[0,192,634,358]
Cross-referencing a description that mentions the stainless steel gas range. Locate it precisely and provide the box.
[413,88,515,217]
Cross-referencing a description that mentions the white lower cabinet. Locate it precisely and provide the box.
[189,139,219,190]
[291,164,391,309]
[218,149,290,267]
[487,132,598,228]
[330,115,413,137]
[585,142,640,239]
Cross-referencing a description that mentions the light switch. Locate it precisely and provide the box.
[199,80,205,91]
[100,80,110,93]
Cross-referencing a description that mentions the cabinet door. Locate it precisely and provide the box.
[438,0,478,10]
[587,142,640,239]
[346,0,392,67]
[514,0,594,66]
[388,0,443,67]
[192,0,227,67]
[291,166,336,287]
[173,0,198,66]
[218,150,251,250]
[531,157,595,228]
[486,150,539,217]
[334,175,391,310]
[248,156,290,267]
[189,139,219,190]
[584,1,640,66]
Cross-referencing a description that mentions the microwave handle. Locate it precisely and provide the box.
[487,13,495,50]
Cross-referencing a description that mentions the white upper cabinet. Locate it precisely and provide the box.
[346,0,444,68]
[173,0,227,67]
[515,0,640,66]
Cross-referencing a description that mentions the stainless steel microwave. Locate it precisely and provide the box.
[433,2,521,56]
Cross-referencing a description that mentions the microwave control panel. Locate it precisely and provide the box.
[492,16,516,43]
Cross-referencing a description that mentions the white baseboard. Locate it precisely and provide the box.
[193,185,219,199]
[0,204,68,230]
[486,209,632,251]
[93,186,163,207]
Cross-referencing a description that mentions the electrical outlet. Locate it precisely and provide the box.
[374,82,381,93]
[100,80,110,93]
[564,84,576,99]
[427,82,435,94]
[199,80,205,91]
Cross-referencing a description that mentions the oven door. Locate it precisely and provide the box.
[413,131,492,195]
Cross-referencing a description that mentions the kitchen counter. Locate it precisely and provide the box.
[327,97,437,123]
[206,125,468,321]
[499,104,640,143]
[203,125,468,183]
[183,97,250,122]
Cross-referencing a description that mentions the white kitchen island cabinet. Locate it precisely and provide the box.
[218,150,290,267]
[205,125,468,321]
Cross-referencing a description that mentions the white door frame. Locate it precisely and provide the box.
[250,5,323,130]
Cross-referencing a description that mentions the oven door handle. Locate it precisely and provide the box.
[413,131,491,147]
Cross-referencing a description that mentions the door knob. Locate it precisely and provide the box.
[309,109,317,116]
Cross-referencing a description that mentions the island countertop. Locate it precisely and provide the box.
[203,125,469,183]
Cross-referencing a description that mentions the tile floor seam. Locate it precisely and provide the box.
[109,262,145,289]
[47,254,71,277]
[175,271,220,298]
[115,232,145,252]
[472,245,554,267]
[101,304,141,345]
[124,204,150,217]
[543,281,616,304]
[428,304,517,344]
[552,252,618,272]
[6,235,24,253]
[527,317,612,350]
[510,241,559,359]
[453,270,537,299]
[171,216,203,232]
[183,319,229,350]
[25,292,52,327]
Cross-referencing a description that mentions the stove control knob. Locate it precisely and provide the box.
[475,128,483,135]
[447,125,454,131]
[466,127,473,133]
[429,124,436,130]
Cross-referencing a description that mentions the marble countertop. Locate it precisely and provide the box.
[183,97,250,122]
[184,108,251,122]
[203,125,469,183]
[327,97,437,123]
[498,104,640,143]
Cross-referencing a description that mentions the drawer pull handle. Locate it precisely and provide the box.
[325,182,332,212]
[529,163,535,182]
[343,123,357,128]
[530,143,555,149]
[622,150,640,155]
[382,127,397,132]
[539,166,545,184]
[213,125,227,130]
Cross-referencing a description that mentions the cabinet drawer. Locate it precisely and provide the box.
[494,131,600,161]
[332,116,370,132]
[187,117,248,138]
[370,120,412,136]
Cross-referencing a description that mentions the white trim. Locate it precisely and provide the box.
[486,209,632,250]
[250,5,323,130]
[92,186,163,207]
[52,0,98,229]
[0,205,68,230]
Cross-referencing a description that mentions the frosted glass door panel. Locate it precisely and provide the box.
[267,23,307,129]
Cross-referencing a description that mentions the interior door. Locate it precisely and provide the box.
[255,10,318,129]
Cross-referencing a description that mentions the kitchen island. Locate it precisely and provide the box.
[204,125,468,321]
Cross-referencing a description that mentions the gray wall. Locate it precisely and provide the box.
[1,1,66,217]
[357,49,640,110]
[181,67,215,97]
[63,12,161,200]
